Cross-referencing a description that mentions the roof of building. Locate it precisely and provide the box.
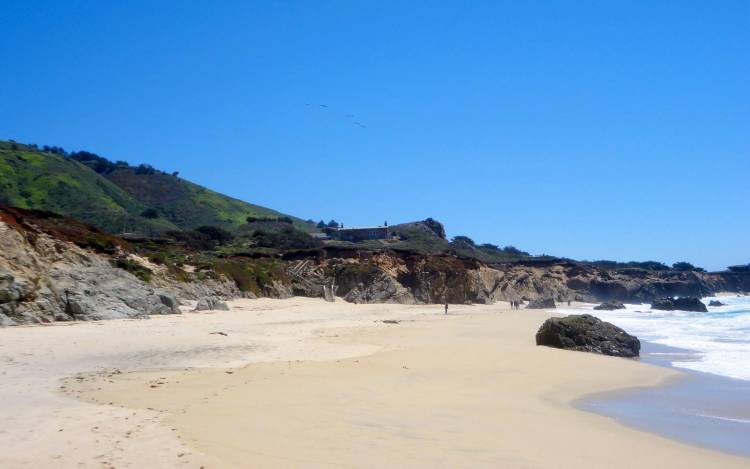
[336,226,388,231]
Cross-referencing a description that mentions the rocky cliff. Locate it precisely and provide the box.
[1,206,747,325]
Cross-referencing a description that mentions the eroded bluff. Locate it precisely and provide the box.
[2,206,748,325]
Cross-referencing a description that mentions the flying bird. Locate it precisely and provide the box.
[306,103,367,128]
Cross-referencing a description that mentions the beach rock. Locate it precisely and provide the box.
[708,300,725,307]
[342,272,413,304]
[526,298,556,309]
[158,293,180,311]
[0,270,25,304]
[651,297,707,312]
[593,300,626,311]
[194,296,230,311]
[535,314,640,357]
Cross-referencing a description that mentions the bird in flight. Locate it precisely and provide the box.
[306,103,366,128]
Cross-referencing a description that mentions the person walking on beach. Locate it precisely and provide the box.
[444,302,449,315]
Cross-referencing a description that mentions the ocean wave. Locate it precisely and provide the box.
[560,296,750,382]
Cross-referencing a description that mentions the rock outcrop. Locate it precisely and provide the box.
[526,298,556,309]
[194,296,230,311]
[651,297,707,312]
[708,300,725,307]
[0,214,179,324]
[535,314,640,357]
[593,300,626,311]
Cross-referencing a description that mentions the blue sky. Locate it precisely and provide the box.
[1,1,748,270]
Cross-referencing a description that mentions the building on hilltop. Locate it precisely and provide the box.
[334,225,389,242]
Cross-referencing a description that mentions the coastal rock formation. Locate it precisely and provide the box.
[535,314,640,357]
[0,211,180,324]
[194,296,230,311]
[593,300,626,311]
[708,300,725,307]
[651,297,707,312]
[526,298,556,309]
[3,204,749,326]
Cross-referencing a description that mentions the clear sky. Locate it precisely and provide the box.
[1,1,748,270]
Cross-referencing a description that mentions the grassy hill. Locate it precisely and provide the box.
[0,139,532,263]
[0,140,304,235]
[103,166,308,232]
[0,141,177,234]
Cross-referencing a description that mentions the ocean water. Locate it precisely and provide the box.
[562,295,750,457]
[561,295,750,382]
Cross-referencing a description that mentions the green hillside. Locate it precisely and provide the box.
[103,166,303,231]
[0,141,177,234]
[0,140,303,235]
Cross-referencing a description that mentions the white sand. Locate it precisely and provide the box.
[2,298,748,468]
[0,298,444,468]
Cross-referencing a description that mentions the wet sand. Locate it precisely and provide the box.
[45,299,750,468]
[578,341,750,458]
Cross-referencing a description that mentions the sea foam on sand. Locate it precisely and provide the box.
[561,296,750,381]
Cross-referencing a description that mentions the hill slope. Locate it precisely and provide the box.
[103,166,299,231]
[0,140,302,235]
[0,141,177,234]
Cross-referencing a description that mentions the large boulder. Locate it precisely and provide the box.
[708,300,725,307]
[593,300,626,311]
[651,297,707,312]
[194,296,230,311]
[526,298,556,309]
[536,314,640,357]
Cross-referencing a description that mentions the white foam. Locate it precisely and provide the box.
[560,296,750,382]
[692,413,750,425]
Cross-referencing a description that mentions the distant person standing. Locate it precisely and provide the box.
[444,302,448,315]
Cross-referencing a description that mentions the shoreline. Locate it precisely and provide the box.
[576,340,750,458]
[58,301,750,467]
[2,298,748,467]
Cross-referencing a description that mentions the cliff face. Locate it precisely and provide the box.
[1,207,747,325]
[282,252,740,306]
[0,214,183,325]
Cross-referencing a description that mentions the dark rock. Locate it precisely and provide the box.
[593,300,626,311]
[526,298,556,309]
[651,297,707,312]
[708,300,725,307]
[158,293,180,311]
[535,314,640,357]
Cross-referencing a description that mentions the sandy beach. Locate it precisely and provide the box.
[1,298,749,468]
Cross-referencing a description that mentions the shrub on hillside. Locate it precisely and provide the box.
[672,261,697,271]
[111,258,152,282]
[141,208,159,219]
[250,227,321,251]
[195,225,234,244]
[451,235,475,247]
